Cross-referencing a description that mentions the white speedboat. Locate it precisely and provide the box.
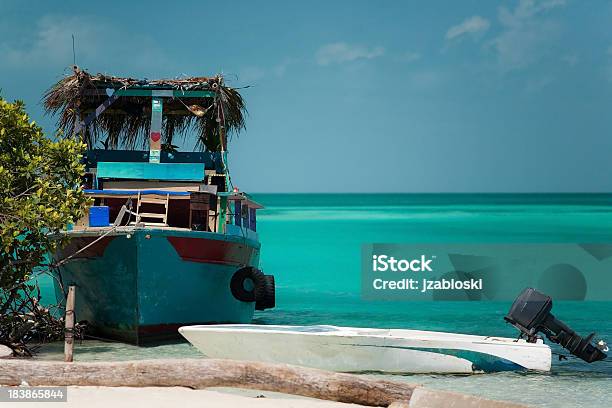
[179,324,551,374]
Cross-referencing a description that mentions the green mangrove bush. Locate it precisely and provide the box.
[0,96,89,356]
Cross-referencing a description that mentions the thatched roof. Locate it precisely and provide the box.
[43,66,246,152]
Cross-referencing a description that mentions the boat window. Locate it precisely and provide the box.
[241,202,249,229]
[249,207,257,232]
[234,200,242,227]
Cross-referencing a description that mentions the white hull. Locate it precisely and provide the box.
[179,324,551,374]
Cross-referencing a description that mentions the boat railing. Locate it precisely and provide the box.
[71,189,262,237]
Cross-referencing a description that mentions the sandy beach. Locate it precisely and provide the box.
[3,386,367,408]
[1,385,530,408]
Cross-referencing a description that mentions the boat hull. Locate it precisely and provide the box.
[54,228,261,345]
[179,324,552,374]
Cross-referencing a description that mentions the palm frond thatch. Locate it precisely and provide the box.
[43,66,246,151]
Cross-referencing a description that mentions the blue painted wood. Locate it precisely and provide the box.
[84,189,190,196]
[97,162,205,181]
[149,97,163,163]
[85,149,219,169]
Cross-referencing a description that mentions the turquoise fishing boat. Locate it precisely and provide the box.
[45,67,275,345]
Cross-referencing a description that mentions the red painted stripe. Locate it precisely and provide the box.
[167,236,254,265]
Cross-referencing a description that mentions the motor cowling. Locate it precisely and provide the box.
[505,288,607,363]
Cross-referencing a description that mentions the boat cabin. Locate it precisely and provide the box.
[73,149,262,238]
[44,67,261,238]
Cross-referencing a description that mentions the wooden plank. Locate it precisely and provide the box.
[114,89,216,98]
[171,90,216,98]
[152,90,174,97]
[85,192,191,200]
[139,197,169,204]
[86,150,214,167]
[130,221,168,226]
[218,196,227,233]
[138,213,166,219]
[190,203,209,211]
[82,108,197,115]
[103,181,201,191]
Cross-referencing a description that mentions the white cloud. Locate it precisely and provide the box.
[0,15,174,75]
[490,0,565,71]
[315,42,384,66]
[446,16,490,40]
[502,0,566,23]
[2,15,90,66]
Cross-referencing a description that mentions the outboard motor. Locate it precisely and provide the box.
[505,288,608,363]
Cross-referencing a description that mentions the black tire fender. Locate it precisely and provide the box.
[255,275,276,310]
[230,266,265,302]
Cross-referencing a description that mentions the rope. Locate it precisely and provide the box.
[52,200,133,268]
[52,225,118,268]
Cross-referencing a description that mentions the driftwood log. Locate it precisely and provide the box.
[0,358,416,406]
[0,345,12,358]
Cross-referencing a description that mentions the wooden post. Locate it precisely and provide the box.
[64,285,76,363]
[149,97,163,163]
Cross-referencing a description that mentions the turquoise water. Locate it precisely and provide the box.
[38,193,612,407]
[254,194,612,407]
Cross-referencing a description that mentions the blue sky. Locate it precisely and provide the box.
[1,0,611,192]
